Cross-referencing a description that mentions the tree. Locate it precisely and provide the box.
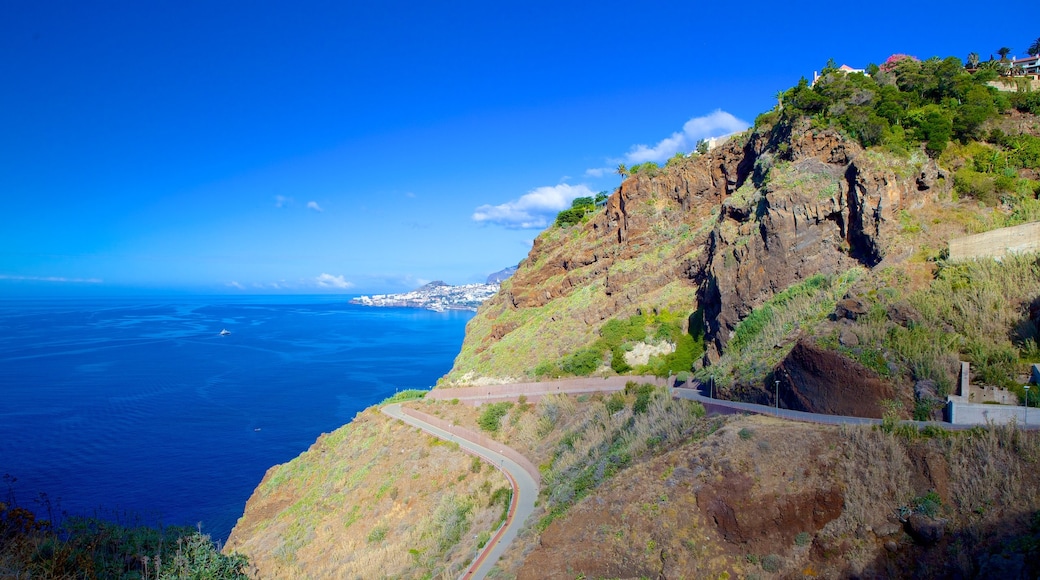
[1029,37,1040,57]
[774,90,784,109]
[997,47,1011,61]
[616,163,629,182]
[967,52,980,69]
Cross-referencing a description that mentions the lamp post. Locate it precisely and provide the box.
[775,380,780,416]
[1026,385,1031,426]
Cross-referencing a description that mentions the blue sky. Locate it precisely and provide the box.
[1,1,1035,295]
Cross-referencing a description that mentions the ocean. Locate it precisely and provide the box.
[0,296,473,542]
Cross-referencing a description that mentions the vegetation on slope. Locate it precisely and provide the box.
[700,269,864,393]
[515,414,1040,579]
[224,407,510,579]
[0,496,248,579]
[533,309,705,379]
[457,49,1040,405]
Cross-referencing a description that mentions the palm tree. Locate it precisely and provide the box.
[997,47,1011,61]
[967,52,980,69]
[616,163,629,182]
[1029,37,1040,57]
[774,90,784,109]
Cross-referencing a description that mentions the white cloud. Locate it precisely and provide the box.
[307,201,324,212]
[584,167,614,178]
[315,273,354,289]
[227,281,245,290]
[275,195,293,208]
[0,274,102,283]
[625,110,750,164]
[473,183,595,229]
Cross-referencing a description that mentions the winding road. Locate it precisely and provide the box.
[381,403,538,580]
[382,377,1037,578]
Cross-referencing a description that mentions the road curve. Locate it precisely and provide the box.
[381,403,538,580]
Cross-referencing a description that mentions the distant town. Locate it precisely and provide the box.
[351,267,516,312]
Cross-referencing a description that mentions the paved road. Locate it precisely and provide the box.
[381,403,538,580]
[428,376,668,404]
[382,378,1034,577]
[671,387,1032,430]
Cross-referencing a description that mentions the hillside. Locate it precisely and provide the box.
[445,56,1040,419]
[227,56,1040,579]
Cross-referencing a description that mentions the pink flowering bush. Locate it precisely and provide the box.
[880,53,919,72]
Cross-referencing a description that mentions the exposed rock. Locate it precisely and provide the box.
[777,340,898,418]
[914,380,939,402]
[835,297,869,320]
[838,327,860,347]
[888,301,921,326]
[447,112,941,385]
[905,513,946,545]
[696,472,844,553]
[623,341,675,366]
[875,521,903,538]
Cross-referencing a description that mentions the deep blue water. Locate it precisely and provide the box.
[0,296,473,542]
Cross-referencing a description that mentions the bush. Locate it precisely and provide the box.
[912,491,943,517]
[560,347,604,376]
[605,392,625,414]
[367,524,389,543]
[0,503,249,579]
[380,389,427,405]
[631,383,657,414]
[477,402,513,433]
[761,554,783,573]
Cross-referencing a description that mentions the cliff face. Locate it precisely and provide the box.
[445,119,946,387]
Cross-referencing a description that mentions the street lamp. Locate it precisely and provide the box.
[1025,385,1031,426]
[775,380,780,415]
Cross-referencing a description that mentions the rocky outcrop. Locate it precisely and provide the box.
[777,340,898,418]
[445,117,948,384]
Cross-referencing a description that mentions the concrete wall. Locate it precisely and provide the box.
[948,222,1040,261]
[400,406,541,484]
[987,78,1040,92]
[947,399,1035,426]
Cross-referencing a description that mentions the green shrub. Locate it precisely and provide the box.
[761,554,783,573]
[0,504,249,580]
[912,491,943,517]
[477,402,513,433]
[380,389,427,405]
[738,427,754,440]
[794,531,811,546]
[632,383,657,414]
[560,347,604,376]
[367,524,389,543]
[610,348,631,373]
[605,392,625,414]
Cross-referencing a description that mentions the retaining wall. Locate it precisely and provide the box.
[400,406,541,484]
[948,222,1040,261]
[946,399,1035,426]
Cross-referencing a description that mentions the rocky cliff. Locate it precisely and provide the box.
[229,62,1040,579]
[445,115,955,412]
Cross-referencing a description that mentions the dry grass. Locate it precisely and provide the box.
[944,425,1039,521]
[830,425,914,536]
[226,408,509,579]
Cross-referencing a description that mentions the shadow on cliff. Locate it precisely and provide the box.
[851,509,1040,579]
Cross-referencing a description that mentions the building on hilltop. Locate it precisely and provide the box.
[1011,55,1040,77]
[812,64,866,86]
